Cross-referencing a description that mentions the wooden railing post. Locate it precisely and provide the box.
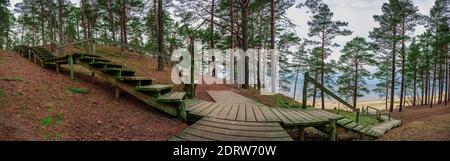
[178,101,187,122]
[68,54,74,81]
[355,109,360,123]
[329,119,337,141]
[302,73,309,109]
[298,127,305,141]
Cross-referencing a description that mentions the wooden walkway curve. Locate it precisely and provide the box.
[172,99,344,141]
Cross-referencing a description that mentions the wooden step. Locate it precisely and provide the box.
[78,54,100,58]
[79,57,110,63]
[157,92,186,103]
[90,62,123,69]
[101,68,135,77]
[136,84,172,92]
[115,76,153,86]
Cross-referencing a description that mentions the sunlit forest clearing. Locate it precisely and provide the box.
[0,0,449,141]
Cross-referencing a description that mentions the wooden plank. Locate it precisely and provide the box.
[236,104,246,121]
[175,132,213,141]
[197,103,221,116]
[291,109,324,123]
[196,120,285,131]
[305,109,334,120]
[203,117,280,127]
[157,92,186,102]
[278,108,305,124]
[184,99,196,105]
[207,104,226,118]
[186,101,209,111]
[136,84,172,92]
[252,105,266,122]
[344,122,359,129]
[270,108,293,125]
[168,136,187,141]
[190,124,290,138]
[190,102,215,115]
[217,104,232,119]
[289,110,320,124]
[359,127,370,134]
[314,109,344,120]
[337,118,353,125]
[353,125,365,131]
[182,127,292,141]
[245,104,256,122]
[186,99,202,107]
[297,109,328,122]
[226,104,239,120]
[259,106,281,122]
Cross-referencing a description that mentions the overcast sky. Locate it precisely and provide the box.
[8,0,436,61]
[287,0,435,61]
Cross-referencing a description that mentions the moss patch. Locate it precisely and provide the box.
[65,87,88,94]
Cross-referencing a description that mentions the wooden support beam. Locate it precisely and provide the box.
[298,127,305,141]
[304,73,356,111]
[329,119,336,141]
[56,63,60,73]
[28,50,31,60]
[34,53,37,63]
[68,54,74,81]
[115,87,120,98]
[178,101,187,122]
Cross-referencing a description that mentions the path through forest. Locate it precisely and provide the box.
[378,104,450,141]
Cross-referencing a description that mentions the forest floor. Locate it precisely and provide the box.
[0,50,187,140]
[378,104,450,141]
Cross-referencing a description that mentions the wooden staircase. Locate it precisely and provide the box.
[14,45,188,120]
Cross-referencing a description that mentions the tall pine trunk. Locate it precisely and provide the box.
[399,19,405,112]
[58,0,64,56]
[321,29,325,110]
[157,0,165,71]
[242,1,249,89]
[353,59,359,109]
[389,23,397,112]
[431,61,437,108]
[81,0,89,54]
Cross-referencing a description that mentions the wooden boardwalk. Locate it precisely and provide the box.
[171,99,344,141]
[207,91,265,106]
[185,99,343,127]
[169,117,293,141]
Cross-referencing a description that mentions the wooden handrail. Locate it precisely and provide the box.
[302,72,357,111]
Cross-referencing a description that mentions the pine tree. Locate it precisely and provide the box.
[337,37,374,109]
[370,0,402,112]
[304,2,352,109]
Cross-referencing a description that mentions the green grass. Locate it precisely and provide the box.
[268,93,303,108]
[0,76,25,81]
[327,109,381,128]
[40,116,52,127]
[0,89,5,98]
[66,87,88,94]
[55,114,63,125]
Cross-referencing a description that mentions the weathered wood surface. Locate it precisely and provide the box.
[185,99,342,127]
[169,117,293,141]
[157,92,187,103]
